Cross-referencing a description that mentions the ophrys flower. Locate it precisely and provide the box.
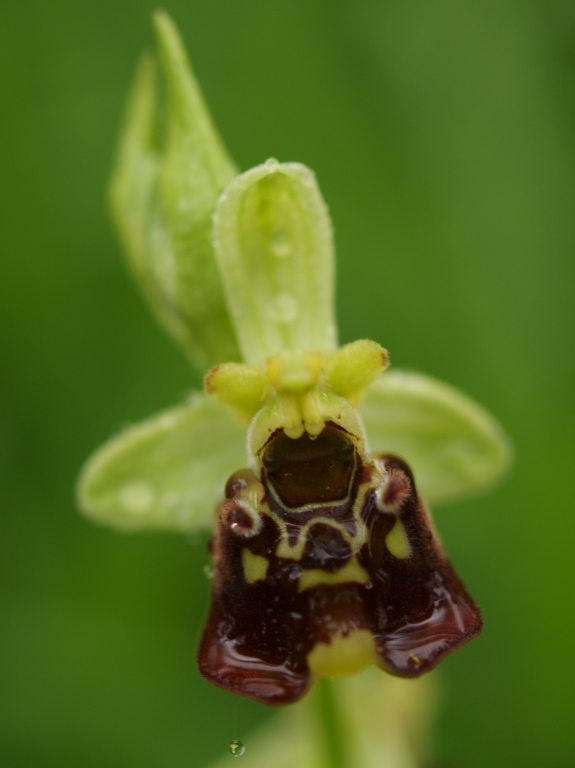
[77,11,511,707]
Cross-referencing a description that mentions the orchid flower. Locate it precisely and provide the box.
[77,10,511,756]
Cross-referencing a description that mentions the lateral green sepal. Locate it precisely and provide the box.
[77,394,246,532]
[360,370,512,505]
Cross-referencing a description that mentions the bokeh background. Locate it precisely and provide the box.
[2,1,575,766]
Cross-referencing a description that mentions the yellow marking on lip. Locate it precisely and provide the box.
[385,519,411,559]
[242,549,269,583]
[307,629,377,679]
[247,457,376,563]
[274,515,359,561]
[272,479,373,561]
[298,557,369,590]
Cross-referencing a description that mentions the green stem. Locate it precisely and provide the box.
[315,678,348,768]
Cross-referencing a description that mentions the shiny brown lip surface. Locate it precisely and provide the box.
[198,426,482,706]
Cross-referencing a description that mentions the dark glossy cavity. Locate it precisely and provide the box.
[262,427,355,507]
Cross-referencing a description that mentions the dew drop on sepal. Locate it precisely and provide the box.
[270,293,299,324]
[269,231,292,259]
[228,739,245,757]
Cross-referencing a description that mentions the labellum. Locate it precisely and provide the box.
[199,420,482,706]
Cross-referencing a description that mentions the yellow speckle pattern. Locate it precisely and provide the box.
[242,549,269,583]
[298,558,370,590]
[385,519,412,559]
[307,630,377,679]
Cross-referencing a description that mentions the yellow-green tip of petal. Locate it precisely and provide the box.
[323,339,388,402]
[204,340,388,439]
[204,362,268,423]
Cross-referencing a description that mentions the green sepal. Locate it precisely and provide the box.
[77,394,246,532]
[109,11,241,373]
[153,11,240,370]
[108,54,184,352]
[213,160,338,364]
[359,370,512,506]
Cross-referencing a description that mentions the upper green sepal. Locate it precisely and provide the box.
[359,370,513,506]
[213,160,338,364]
[77,393,245,532]
[109,11,241,372]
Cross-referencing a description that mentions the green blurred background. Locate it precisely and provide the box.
[2,0,574,766]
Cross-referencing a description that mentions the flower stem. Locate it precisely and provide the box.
[315,678,348,768]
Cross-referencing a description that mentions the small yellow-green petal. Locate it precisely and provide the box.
[323,340,388,401]
[360,370,512,505]
[77,394,246,532]
[213,160,338,364]
[204,362,268,421]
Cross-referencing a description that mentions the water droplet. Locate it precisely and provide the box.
[203,564,214,579]
[270,293,299,324]
[264,157,279,168]
[228,739,245,757]
[120,481,155,514]
[269,231,292,259]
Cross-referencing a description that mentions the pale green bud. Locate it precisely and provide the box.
[109,11,240,371]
